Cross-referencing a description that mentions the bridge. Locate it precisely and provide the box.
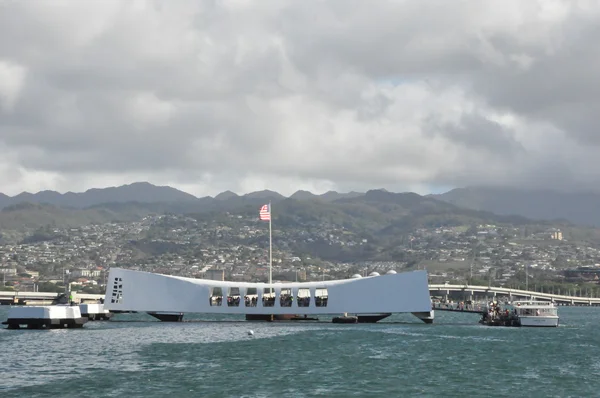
[0,291,104,305]
[430,284,600,305]
[1,283,599,306]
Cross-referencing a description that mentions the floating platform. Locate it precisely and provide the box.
[79,303,112,321]
[357,313,391,323]
[290,315,319,321]
[148,312,184,322]
[2,305,88,329]
[245,314,297,322]
[332,315,358,324]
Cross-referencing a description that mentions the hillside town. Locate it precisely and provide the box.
[2,213,600,295]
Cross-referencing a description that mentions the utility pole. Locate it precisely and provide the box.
[525,264,528,292]
[469,250,474,284]
[268,202,272,286]
[469,243,478,285]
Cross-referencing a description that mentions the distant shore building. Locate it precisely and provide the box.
[204,269,224,281]
[0,268,17,276]
[551,231,563,241]
[563,266,600,282]
[72,268,102,278]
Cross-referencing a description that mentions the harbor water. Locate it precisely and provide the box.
[0,306,598,397]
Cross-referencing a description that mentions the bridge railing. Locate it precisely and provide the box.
[0,291,104,302]
[429,284,600,304]
[431,301,488,313]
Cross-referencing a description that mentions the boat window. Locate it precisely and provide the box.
[245,287,257,307]
[297,288,310,307]
[227,287,240,307]
[315,287,328,307]
[262,288,275,307]
[209,287,223,306]
[280,287,293,307]
[517,307,557,316]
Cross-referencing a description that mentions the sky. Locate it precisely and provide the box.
[0,0,599,197]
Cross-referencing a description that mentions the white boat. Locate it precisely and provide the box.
[103,268,434,323]
[512,301,559,327]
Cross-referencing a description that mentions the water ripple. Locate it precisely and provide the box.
[0,307,598,397]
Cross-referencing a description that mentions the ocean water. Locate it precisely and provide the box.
[0,307,598,397]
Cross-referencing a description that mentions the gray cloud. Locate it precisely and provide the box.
[425,112,525,156]
[0,0,598,196]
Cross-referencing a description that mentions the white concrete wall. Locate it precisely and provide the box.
[8,305,81,319]
[104,268,432,315]
[79,303,106,315]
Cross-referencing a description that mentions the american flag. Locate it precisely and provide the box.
[259,203,271,221]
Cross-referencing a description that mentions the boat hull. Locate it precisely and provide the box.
[519,316,559,327]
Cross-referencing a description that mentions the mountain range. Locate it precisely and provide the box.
[431,187,600,227]
[1,182,600,227]
[0,182,365,210]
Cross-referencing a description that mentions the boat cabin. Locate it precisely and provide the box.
[510,301,558,317]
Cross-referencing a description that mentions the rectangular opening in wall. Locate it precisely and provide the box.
[209,287,223,306]
[279,287,292,307]
[111,277,123,304]
[315,288,328,307]
[245,287,257,307]
[297,288,311,307]
[262,287,275,307]
[227,287,240,307]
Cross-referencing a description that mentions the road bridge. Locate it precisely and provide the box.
[0,291,103,305]
[1,284,599,307]
[430,284,600,305]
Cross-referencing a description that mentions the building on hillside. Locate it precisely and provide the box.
[0,268,17,276]
[24,270,39,278]
[204,269,224,281]
[72,268,102,278]
[563,266,600,282]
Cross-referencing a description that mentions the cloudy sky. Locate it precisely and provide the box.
[0,0,598,197]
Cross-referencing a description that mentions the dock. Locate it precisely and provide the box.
[432,302,486,314]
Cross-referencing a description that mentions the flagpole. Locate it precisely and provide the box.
[269,201,272,286]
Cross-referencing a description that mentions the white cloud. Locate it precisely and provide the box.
[0,0,598,196]
[127,92,175,128]
[0,60,26,112]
